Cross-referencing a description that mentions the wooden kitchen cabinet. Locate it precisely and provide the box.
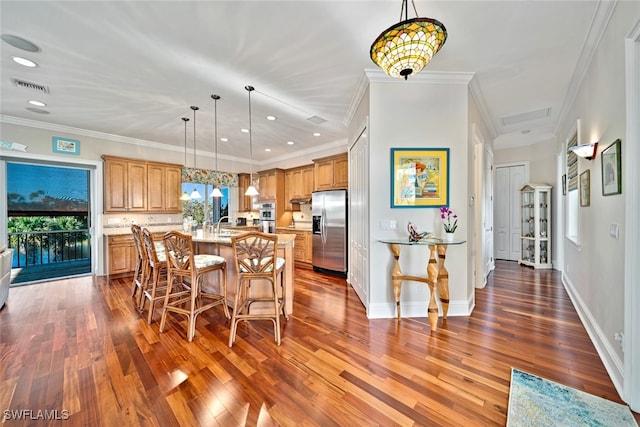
[257,168,285,203]
[106,234,135,277]
[237,173,257,212]
[103,155,182,213]
[313,153,348,190]
[278,228,312,267]
[285,164,315,210]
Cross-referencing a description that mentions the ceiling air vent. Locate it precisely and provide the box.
[11,78,49,94]
[306,115,327,125]
[500,107,550,126]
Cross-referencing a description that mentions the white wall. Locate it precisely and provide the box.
[555,1,640,393]
[366,71,473,318]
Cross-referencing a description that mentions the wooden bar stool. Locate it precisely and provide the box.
[229,232,288,347]
[160,231,230,342]
[139,228,189,324]
[130,224,148,308]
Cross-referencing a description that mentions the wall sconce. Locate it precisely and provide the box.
[569,142,598,160]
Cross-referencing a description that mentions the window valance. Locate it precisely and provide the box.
[182,167,238,187]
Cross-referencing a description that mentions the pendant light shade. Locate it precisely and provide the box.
[210,94,223,198]
[244,85,259,197]
[189,105,202,200]
[370,0,447,80]
[180,117,191,201]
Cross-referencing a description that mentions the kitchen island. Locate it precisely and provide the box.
[192,231,296,314]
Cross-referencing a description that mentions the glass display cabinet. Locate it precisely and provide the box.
[519,183,552,269]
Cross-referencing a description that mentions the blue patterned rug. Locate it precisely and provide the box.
[507,368,638,426]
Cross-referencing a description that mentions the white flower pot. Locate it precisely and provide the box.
[445,232,455,242]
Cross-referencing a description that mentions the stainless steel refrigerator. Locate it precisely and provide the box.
[312,189,347,276]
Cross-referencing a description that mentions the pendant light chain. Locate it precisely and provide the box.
[244,85,258,197]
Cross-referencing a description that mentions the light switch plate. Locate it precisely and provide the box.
[610,224,619,239]
[380,220,397,230]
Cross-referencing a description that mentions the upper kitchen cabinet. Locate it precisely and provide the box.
[257,168,285,203]
[313,153,348,190]
[237,173,257,212]
[285,164,314,210]
[102,155,182,213]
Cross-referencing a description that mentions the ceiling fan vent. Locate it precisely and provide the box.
[11,78,50,94]
[306,115,327,125]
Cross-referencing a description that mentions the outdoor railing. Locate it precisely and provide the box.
[8,229,91,268]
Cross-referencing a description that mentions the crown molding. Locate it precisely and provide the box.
[469,77,498,140]
[554,0,617,136]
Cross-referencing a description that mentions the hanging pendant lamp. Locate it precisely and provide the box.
[180,117,191,201]
[370,0,447,80]
[210,94,223,198]
[189,105,202,199]
[244,85,259,197]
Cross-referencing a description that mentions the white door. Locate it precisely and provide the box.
[348,125,369,309]
[495,164,526,261]
[483,146,494,277]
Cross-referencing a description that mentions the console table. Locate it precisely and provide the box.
[379,238,466,331]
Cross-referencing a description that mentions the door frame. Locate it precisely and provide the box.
[0,151,104,276]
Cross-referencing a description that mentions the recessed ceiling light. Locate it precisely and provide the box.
[265,148,271,152]
[12,56,37,67]
[241,128,249,133]
[313,132,321,137]
[266,115,276,121]
[28,100,46,107]
[26,107,49,114]
[287,141,294,145]
[220,137,228,142]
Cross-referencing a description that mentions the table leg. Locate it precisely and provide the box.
[389,244,403,320]
[426,245,440,331]
[437,245,450,319]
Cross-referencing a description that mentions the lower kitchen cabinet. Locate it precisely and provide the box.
[278,228,312,267]
[105,231,164,277]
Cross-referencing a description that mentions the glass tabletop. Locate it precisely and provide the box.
[378,238,466,246]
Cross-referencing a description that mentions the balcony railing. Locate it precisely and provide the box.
[8,229,91,268]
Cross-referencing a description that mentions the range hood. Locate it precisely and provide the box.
[289,197,311,204]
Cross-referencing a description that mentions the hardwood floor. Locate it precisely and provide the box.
[0,260,636,426]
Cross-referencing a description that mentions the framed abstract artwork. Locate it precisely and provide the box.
[601,139,621,196]
[390,147,449,208]
[580,169,590,207]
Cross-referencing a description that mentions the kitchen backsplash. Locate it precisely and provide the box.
[103,213,183,229]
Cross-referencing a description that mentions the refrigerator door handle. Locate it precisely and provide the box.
[321,208,327,243]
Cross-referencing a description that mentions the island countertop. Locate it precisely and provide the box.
[193,232,296,314]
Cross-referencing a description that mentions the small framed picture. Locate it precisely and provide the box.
[52,137,80,155]
[562,174,566,195]
[580,170,590,207]
[601,139,621,196]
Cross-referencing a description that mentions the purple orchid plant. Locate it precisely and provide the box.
[440,206,458,233]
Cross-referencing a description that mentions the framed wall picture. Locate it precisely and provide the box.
[562,174,567,195]
[390,147,449,208]
[601,139,621,196]
[52,137,80,155]
[579,169,590,207]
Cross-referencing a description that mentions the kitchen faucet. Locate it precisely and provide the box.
[215,216,229,235]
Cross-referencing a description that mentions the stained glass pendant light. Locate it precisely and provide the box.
[180,117,191,201]
[244,85,259,197]
[370,0,447,80]
[189,105,201,199]
[210,94,223,198]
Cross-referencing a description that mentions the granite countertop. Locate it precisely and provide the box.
[192,231,296,246]
[103,224,181,236]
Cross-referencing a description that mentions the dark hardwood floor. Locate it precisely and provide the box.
[1,260,637,426]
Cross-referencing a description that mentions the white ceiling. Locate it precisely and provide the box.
[0,1,606,163]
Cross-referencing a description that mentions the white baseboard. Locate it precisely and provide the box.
[562,272,625,398]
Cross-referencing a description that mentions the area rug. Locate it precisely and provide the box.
[507,368,638,426]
